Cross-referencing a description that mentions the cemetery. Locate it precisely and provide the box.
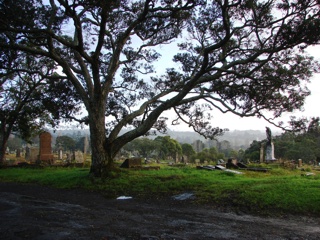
[2,0,320,238]
[3,129,320,176]
[1,129,320,238]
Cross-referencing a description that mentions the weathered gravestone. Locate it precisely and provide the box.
[66,153,71,163]
[83,135,89,154]
[58,149,63,160]
[25,147,30,160]
[38,132,54,164]
[120,157,142,168]
[25,147,39,163]
[74,150,84,163]
[260,143,265,163]
[16,149,21,158]
[226,158,239,169]
[298,159,303,168]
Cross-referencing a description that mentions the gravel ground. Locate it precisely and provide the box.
[1,182,320,240]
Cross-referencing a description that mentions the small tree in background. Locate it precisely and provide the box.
[122,137,157,159]
[181,143,196,162]
[55,135,76,152]
[154,136,182,161]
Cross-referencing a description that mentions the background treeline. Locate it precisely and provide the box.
[5,133,89,153]
[6,117,320,164]
[244,118,320,164]
[121,136,242,163]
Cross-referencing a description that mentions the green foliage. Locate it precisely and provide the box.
[7,136,24,151]
[193,147,219,163]
[55,135,76,151]
[243,140,261,162]
[123,137,157,158]
[272,119,320,162]
[75,136,90,153]
[181,143,195,160]
[154,136,182,160]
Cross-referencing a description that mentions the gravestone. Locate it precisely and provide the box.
[16,149,21,158]
[265,127,276,162]
[25,146,30,160]
[58,149,63,160]
[83,135,89,154]
[260,143,264,163]
[74,150,84,163]
[120,157,142,168]
[38,132,54,163]
[66,153,71,163]
[26,147,39,163]
[226,158,239,169]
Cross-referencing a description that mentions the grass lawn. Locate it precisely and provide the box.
[1,164,320,216]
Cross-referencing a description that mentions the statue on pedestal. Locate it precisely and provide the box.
[265,127,276,161]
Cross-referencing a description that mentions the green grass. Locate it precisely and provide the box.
[1,165,320,216]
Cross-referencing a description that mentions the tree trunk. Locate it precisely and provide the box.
[0,135,8,166]
[0,121,10,166]
[88,104,114,178]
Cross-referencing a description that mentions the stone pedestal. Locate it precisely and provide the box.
[265,142,276,162]
[58,149,63,160]
[260,143,265,163]
[25,147,39,163]
[38,132,54,163]
[74,151,84,163]
[120,158,142,168]
[84,136,89,154]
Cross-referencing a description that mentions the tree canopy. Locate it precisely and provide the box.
[0,46,81,163]
[1,0,320,176]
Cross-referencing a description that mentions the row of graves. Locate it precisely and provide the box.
[5,132,90,167]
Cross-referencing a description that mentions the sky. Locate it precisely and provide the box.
[156,45,320,132]
[56,13,320,134]
[61,44,320,134]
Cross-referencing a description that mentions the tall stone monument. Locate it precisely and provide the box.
[265,127,276,162]
[260,143,265,163]
[38,132,54,164]
[83,135,89,154]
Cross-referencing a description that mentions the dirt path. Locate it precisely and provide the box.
[1,182,320,240]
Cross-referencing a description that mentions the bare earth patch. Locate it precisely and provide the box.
[0,182,320,240]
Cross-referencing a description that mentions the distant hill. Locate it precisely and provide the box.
[166,129,270,150]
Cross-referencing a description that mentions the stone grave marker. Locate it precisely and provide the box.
[25,146,30,160]
[38,132,54,164]
[74,150,84,163]
[83,135,89,154]
[26,147,39,163]
[260,143,264,163]
[16,149,21,158]
[120,157,142,168]
[58,149,63,160]
[66,153,71,163]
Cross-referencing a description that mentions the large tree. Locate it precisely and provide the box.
[1,0,320,177]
